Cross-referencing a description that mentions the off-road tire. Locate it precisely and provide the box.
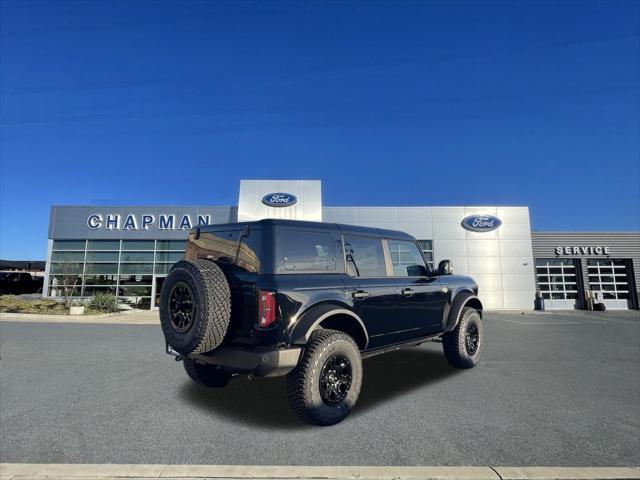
[160,259,231,355]
[183,358,232,388]
[286,329,362,426]
[443,307,483,369]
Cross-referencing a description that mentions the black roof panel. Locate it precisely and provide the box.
[198,219,415,240]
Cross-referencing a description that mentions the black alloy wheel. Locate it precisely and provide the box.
[319,354,352,405]
[442,307,483,369]
[169,281,196,333]
[465,322,480,355]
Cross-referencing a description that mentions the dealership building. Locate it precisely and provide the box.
[44,180,640,311]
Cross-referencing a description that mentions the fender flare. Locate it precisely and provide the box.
[445,292,483,332]
[290,304,369,350]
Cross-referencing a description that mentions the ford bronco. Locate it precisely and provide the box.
[160,219,483,426]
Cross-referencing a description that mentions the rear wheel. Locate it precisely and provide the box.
[159,260,231,355]
[443,307,483,369]
[183,358,231,388]
[286,329,362,426]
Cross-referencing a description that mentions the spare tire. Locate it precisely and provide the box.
[160,260,231,355]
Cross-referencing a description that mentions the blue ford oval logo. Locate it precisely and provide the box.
[261,192,298,207]
[461,214,502,232]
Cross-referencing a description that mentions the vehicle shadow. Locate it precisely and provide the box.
[179,345,459,430]
[354,347,460,416]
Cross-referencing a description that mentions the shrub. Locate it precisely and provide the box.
[0,295,67,314]
[89,293,119,313]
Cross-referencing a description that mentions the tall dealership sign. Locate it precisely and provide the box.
[48,206,235,240]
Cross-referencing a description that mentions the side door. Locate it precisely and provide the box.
[342,234,408,350]
[386,239,449,336]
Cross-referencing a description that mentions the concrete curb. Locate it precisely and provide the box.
[1,464,638,480]
[0,310,158,324]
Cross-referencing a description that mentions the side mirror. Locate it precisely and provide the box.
[407,264,427,277]
[438,259,454,275]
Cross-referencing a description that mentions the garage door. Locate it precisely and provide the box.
[536,258,580,310]
[587,259,631,310]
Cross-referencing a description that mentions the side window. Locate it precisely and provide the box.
[187,227,261,273]
[283,230,336,271]
[343,236,387,277]
[388,240,427,277]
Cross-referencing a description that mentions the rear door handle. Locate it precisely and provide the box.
[352,290,370,299]
[401,288,415,297]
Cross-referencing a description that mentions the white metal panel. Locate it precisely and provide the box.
[543,299,579,310]
[500,239,534,257]
[499,222,533,240]
[432,207,465,223]
[237,180,322,222]
[42,239,53,298]
[465,229,500,240]
[398,222,433,239]
[496,207,531,224]
[434,239,468,258]
[322,208,360,224]
[365,222,399,231]
[503,291,536,309]
[358,207,398,224]
[501,273,536,291]
[433,222,466,239]
[478,290,504,309]
[601,299,630,310]
[464,206,498,216]
[467,257,501,273]
[397,207,433,222]
[500,256,535,274]
[468,256,502,274]
[471,273,503,291]
[467,239,501,257]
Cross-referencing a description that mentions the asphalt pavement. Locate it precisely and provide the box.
[0,310,638,466]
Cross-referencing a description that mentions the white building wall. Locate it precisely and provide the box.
[323,206,536,310]
[237,180,322,222]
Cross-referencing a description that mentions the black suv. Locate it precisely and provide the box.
[160,219,483,426]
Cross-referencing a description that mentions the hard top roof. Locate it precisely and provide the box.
[198,218,415,241]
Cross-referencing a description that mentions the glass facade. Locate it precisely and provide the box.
[48,239,185,309]
[417,240,434,269]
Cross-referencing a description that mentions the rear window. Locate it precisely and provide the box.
[282,230,336,271]
[186,227,261,273]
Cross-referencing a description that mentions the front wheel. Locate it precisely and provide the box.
[286,329,363,426]
[442,307,484,369]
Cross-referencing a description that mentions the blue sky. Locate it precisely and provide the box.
[1,0,638,260]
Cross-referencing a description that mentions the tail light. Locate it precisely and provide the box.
[258,290,277,328]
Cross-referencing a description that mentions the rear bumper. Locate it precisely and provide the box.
[179,345,302,377]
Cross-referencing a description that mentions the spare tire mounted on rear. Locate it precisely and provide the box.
[160,259,231,355]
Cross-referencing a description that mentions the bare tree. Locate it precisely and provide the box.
[51,254,83,308]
